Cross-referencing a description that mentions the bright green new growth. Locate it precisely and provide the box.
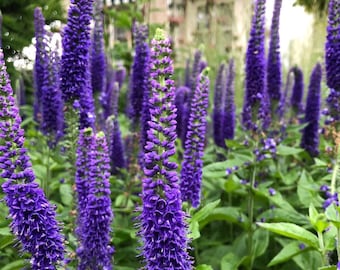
[154,28,166,41]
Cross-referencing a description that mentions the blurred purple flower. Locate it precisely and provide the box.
[300,63,322,157]
[91,0,106,93]
[242,0,269,131]
[181,70,210,208]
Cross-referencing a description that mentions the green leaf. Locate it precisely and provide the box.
[309,204,328,233]
[1,260,27,270]
[59,184,73,206]
[325,204,340,228]
[297,170,323,207]
[188,220,200,240]
[221,253,241,270]
[253,228,269,258]
[0,235,14,249]
[268,241,311,266]
[277,145,304,156]
[318,266,337,270]
[257,222,319,248]
[199,207,248,229]
[0,227,11,236]
[196,264,214,270]
[191,199,220,223]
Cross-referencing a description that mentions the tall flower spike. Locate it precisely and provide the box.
[91,0,106,93]
[139,29,192,269]
[77,132,114,270]
[190,49,202,92]
[41,45,64,146]
[75,128,96,241]
[107,117,126,175]
[290,66,304,116]
[175,86,191,146]
[213,63,226,148]
[0,50,64,269]
[242,0,267,131]
[60,0,95,129]
[184,58,191,88]
[180,69,210,208]
[278,68,293,119]
[325,0,340,91]
[129,22,150,127]
[223,59,236,141]
[300,63,322,157]
[266,0,282,109]
[33,7,46,125]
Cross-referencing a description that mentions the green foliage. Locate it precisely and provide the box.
[1,0,65,82]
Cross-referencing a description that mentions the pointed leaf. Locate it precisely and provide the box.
[257,222,319,248]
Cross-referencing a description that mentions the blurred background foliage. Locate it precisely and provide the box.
[0,0,65,81]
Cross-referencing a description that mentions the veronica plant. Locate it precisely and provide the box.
[60,0,95,129]
[266,0,282,118]
[138,29,192,269]
[0,50,65,269]
[180,69,210,208]
[242,0,269,132]
[91,0,106,94]
[300,63,322,157]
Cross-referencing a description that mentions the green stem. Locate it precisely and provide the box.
[331,144,339,194]
[247,165,257,270]
[317,231,328,266]
[337,228,340,264]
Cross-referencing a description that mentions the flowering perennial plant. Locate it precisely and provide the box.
[33,7,46,124]
[76,130,114,270]
[300,63,322,157]
[41,47,64,145]
[223,59,236,141]
[60,0,95,129]
[180,69,210,208]
[175,86,191,145]
[91,0,106,94]
[242,0,268,131]
[290,66,304,115]
[139,29,192,269]
[129,22,150,126]
[0,50,64,269]
[266,0,282,107]
[213,63,226,148]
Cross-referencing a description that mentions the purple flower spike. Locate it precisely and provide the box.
[175,86,192,146]
[242,0,268,131]
[107,118,126,175]
[181,69,210,208]
[41,47,64,145]
[300,63,322,157]
[267,0,282,106]
[33,7,46,125]
[223,59,236,141]
[129,22,150,126]
[60,0,95,129]
[190,49,202,92]
[290,66,304,115]
[0,50,65,269]
[184,58,191,88]
[115,64,127,90]
[325,0,340,91]
[213,63,226,148]
[91,0,106,93]
[139,29,192,270]
[77,131,114,270]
